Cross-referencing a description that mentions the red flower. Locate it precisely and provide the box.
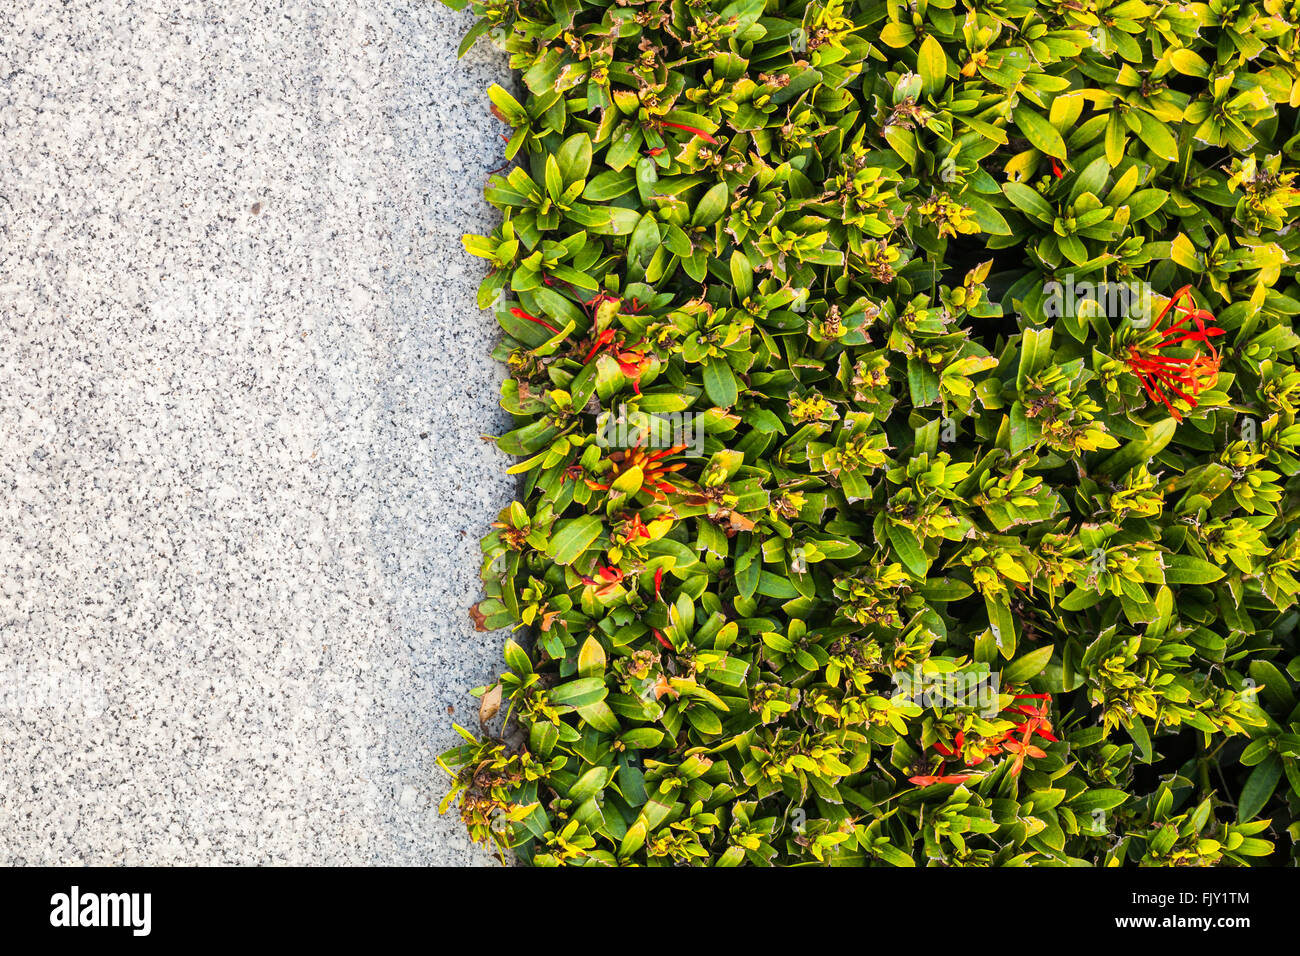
[510,306,560,336]
[583,327,618,364]
[652,628,674,650]
[587,292,621,311]
[622,513,651,542]
[1003,737,1047,776]
[574,298,654,393]
[1050,157,1065,179]
[580,565,625,599]
[922,693,1057,781]
[583,329,652,392]
[1009,717,1058,744]
[1007,695,1059,744]
[933,730,968,759]
[586,443,688,501]
[909,765,975,786]
[514,294,654,392]
[659,120,718,144]
[1124,285,1223,421]
[653,566,665,601]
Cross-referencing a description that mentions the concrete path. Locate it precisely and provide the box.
[0,1,513,864]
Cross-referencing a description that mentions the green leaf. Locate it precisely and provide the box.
[1238,754,1282,822]
[879,22,915,48]
[756,571,799,599]
[1017,327,1054,389]
[584,169,637,201]
[487,83,527,125]
[620,728,665,749]
[917,36,949,96]
[1002,645,1054,685]
[1094,417,1177,477]
[1125,189,1169,220]
[703,357,739,407]
[576,700,622,733]
[503,637,532,676]
[692,183,728,227]
[907,358,940,406]
[1071,789,1129,814]
[874,843,915,866]
[1249,660,1296,711]
[548,515,604,565]
[1012,105,1067,159]
[1162,554,1225,585]
[985,594,1017,659]
[549,677,608,707]
[1129,717,1153,764]
[555,132,593,185]
[965,193,1012,235]
[1069,156,1110,202]
[886,522,929,577]
[1003,182,1055,223]
[578,636,607,678]
[1135,112,1179,162]
[568,767,611,801]
[1105,112,1126,167]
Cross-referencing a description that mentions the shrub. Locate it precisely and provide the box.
[437,0,1300,866]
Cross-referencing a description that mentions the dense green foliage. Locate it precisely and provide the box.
[438,0,1300,865]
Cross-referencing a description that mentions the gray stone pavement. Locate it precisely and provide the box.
[0,1,514,864]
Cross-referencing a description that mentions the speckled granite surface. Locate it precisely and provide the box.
[0,1,514,864]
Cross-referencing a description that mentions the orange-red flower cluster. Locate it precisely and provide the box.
[583,328,653,393]
[615,513,651,545]
[909,692,1057,786]
[1124,285,1223,421]
[579,565,625,599]
[510,294,654,392]
[586,443,688,501]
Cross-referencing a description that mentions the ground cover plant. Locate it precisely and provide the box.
[438,0,1300,866]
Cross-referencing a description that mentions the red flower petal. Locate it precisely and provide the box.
[510,307,561,335]
[660,120,718,144]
